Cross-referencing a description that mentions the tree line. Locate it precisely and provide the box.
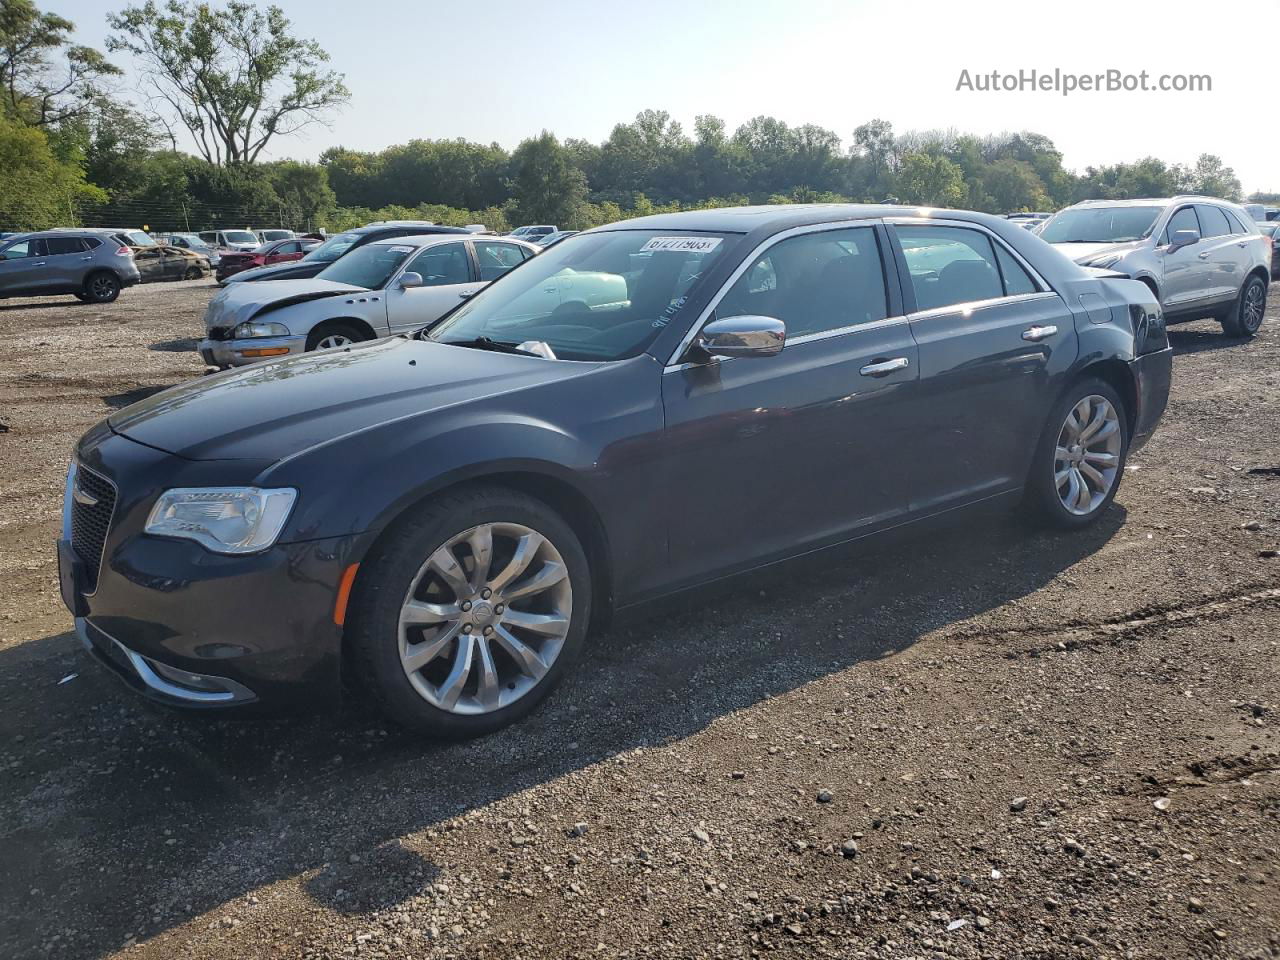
[2,0,1271,238]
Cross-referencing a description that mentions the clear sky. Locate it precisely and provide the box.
[45,0,1279,194]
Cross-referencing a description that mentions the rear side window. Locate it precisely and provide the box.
[406,242,471,286]
[81,236,101,250]
[896,225,1004,311]
[718,226,889,337]
[41,237,87,255]
[1224,209,1256,235]
[474,241,528,281]
[1161,207,1200,245]
[1194,205,1231,239]
[993,243,1039,295]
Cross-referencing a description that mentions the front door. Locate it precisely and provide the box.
[661,223,920,585]
[0,239,46,294]
[385,241,484,334]
[1158,205,1213,314]
[890,222,1078,512]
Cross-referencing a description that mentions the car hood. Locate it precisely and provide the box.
[204,278,366,331]
[108,337,602,462]
[1051,240,1144,265]
[226,259,328,283]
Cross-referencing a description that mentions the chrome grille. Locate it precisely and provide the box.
[69,464,117,591]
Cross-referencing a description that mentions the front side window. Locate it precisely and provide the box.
[1039,206,1161,244]
[717,227,888,337]
[1161,207,1200,245]
[315,242,415,289]
[1,240,31,260]
[430,229,737,361]
[896,226,1004,311]
[405,242,470,286]
[474,241,527,281]
[1194,205,1231,239]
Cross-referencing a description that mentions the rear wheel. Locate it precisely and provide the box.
[1220,274,1267,338]
[82,272,120,304]
[306,321,367,352]
[1027,378,1128,529]
[348,486,591,738]
[183,266,202,281]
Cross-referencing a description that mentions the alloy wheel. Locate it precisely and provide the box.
[1243,281,1265,333]
[90,275,116,300]
[397,522,572,715]
[316,333,353,349]
[1054,394,1121,516]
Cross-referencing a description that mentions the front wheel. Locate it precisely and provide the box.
[306,321,367,352]
[1027,378,1129,529]
[1220,274,1267,338]
[347,486,592,738]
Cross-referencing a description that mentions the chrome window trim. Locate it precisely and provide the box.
[907,290,1060,323]
[663,217,886,368]
[884,216,1052,293]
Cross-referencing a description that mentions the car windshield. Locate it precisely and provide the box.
[303,232,359,262]
[315,242,415,289]
[122,230,154,246]
[261,231,290,240]
[1039,206,1161,244]
[224,230,257,244]
[429,229,737,362]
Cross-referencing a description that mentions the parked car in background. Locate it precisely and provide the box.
[463,224,495,234]
[0,229,140,302]
[1256,221,1279,279]
[134,244,211,282]
[508,225,556,242]
[223,222,471,284]
[154,233,221,268]
[102,228,157,249]
[199,229,259,252]
[1040,196,1270,337]
[198,234,539,367]
[216,237,320,282]
[536,230,578,247]
[63,204,1172,736]
[256,229,295,244]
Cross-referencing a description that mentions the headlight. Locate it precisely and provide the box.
[233,320,290,339]
[1087,254,1122,269]
[145,487,297,554]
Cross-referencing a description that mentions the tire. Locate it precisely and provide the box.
[306,321,367,352]
[1220,274,1267,338]
[184,266,202,281]
[1026,377,1129,529]
[82,271,121,304]
[347,485,592,738]
[73,293,90,302]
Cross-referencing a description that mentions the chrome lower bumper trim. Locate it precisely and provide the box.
[76,617,255,704]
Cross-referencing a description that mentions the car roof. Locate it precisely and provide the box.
[370,234,537,250]
[347,222,470,237]
[586,203,1021,235]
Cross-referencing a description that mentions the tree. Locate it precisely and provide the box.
[266,159,335,228]
[895,152,967,207]
[1183,154,1241,201]
[982,158,1050,212]
[509,131,589,228]
[107,0,348,166]
[0,0,119,126]
[0,112,104,228]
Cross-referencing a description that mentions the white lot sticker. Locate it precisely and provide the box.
[640,236,722,254]
[388,245,415,253]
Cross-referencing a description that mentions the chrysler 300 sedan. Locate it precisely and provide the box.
[59,205,1172,738]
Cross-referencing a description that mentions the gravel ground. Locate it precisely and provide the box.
[0,280,1278,960]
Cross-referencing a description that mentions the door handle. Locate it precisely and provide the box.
[1237,241,1247,248]
[1021,325,1058,342]
[80,256,93,261]
[1198,252,1210,259]
[33,261,46,266]
[859,357,909,377]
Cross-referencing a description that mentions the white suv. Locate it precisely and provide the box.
[1040,196,1270,337]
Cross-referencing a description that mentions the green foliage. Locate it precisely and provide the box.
[0,112,104,229]
[106,0,348,166]
[896,152,967,207]
[509,131,589,228]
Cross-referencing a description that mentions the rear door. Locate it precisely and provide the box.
[888,220,1078,513]
[384,241,478,333]
[1193,204,1247,305]
[34,236,90,291]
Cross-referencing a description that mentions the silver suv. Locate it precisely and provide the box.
[1040,196,1270,337]
[0,229,142,304]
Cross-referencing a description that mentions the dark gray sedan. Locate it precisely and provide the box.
[60,204,1171,738]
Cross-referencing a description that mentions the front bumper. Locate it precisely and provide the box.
[60,431,356,712]
[1128,346,1172,453]
[198,334,306,368]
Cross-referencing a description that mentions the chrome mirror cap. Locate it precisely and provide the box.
[399,271,424,289]
[696,315,785,360]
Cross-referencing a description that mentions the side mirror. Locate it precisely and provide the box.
[398,272,423,289]
[695,315,785,360]
[1166,229,1199,252]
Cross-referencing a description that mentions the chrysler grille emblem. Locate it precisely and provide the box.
[72,484,99,508]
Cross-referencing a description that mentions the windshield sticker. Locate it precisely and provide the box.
[387,245,415,254]
[651,295,688,329]
[640,236,722,254]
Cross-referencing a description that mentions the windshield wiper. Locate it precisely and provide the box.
[436,336,544,358]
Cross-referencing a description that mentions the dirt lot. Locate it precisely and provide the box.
[1,279,1278,960]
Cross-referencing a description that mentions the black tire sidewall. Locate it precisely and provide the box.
[1029,378,1129,529]
[84,272,120,303]
[307,322,364,352]
[1223,275,1266,338]
[349,486,592,738]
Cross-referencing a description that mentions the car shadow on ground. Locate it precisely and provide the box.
[0,298,87,312]
[101,385,175,409]
[0,505,1125,957]
[148,337,199,353]
[1167,326,1248,355]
